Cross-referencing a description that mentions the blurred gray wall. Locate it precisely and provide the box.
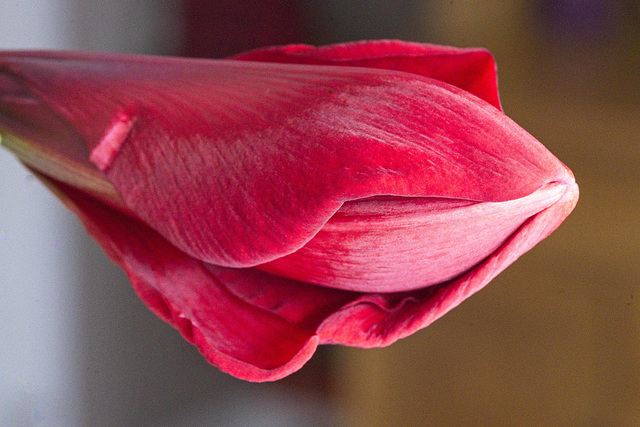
[1,3,84,426]
[0,2,231,426]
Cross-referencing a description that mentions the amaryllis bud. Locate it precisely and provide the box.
[0,41,578,382]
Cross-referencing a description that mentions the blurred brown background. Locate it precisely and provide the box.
[327,2,640,426]
[1,1,638,426]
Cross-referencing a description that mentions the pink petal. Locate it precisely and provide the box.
[231,40,502,109]
[0,51,573,277]
[260,182,568,292]
[318,181,580,346]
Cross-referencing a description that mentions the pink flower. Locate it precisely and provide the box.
[0,40,578,381]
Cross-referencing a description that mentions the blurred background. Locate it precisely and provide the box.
[1,0,638,425]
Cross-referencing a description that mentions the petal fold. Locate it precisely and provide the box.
[317,182,579,346]
[260,182,567,292]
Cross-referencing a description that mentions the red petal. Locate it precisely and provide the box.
[42,176,327,381]
[0,52,573,273]
[36,173,577,381]
[231,40,502,109]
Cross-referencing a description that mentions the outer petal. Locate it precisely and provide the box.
[231,40,502,109]
[34,172,577,381]
[0,51,573,273]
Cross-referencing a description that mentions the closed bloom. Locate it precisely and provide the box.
[0,41,578,381]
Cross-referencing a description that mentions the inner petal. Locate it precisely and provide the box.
[257,183,566,292]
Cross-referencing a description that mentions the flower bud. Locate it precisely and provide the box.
[0,41,578,381]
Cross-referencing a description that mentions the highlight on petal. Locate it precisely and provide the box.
[90,109,138,171]
[0,42,579,382]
